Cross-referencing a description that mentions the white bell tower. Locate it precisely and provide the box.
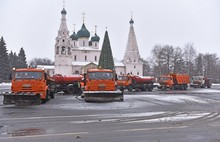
[123,17,143,75]
[54,7,72,75]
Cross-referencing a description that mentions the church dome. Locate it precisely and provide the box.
[70,31,79,40]
[77,23,90,38]
[91,33,100,42]
[129,18,134,24]
[61,8,67,15]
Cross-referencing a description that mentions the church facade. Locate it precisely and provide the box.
[52,8,143,76]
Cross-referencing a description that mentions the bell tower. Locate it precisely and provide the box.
[54,7,72,75]
[123,17,143,75]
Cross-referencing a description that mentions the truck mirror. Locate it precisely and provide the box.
[44,72,48,80]
[115,74,118,81]
[83,73,86,86]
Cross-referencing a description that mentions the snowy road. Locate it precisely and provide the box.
[1,86,220,141]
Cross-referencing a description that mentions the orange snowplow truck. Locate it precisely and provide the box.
[117,74,155,92]
[3,68,55,105]
[83,68,123,102]
[158,73,190,90]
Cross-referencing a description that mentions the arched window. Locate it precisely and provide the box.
[83,41,85,46]
[95,56,97,61]
[68,47,71,55]
[85,55,87,61]
[137,72,139,75]
[56,46,59,54]
[134,65,136,69]
[63,39,65,42]
[61,46,66,54]
[74,55,77,60]
[95,42,97,47]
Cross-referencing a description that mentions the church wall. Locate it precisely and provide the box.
[125,63,143,76]
[115,66,125,75]
[72,50,100,62]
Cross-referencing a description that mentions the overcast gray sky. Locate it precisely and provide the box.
[0,0,220,62]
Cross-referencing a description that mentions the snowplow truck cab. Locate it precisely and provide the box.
[83,69,123,102]
[3,68,55,105]
[117,74,133,92]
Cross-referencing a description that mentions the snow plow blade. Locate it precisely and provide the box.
[3,92,41,105]
[83,91,123,102]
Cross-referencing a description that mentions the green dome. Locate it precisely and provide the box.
[70,31,79,40]
[61,8,67,15]
[77,23,90,38]
[91,33,100,42]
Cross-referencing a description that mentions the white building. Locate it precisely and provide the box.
[122,18,143,76]
[40,8,143,76]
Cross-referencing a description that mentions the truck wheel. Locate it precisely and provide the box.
[63,90,69,94]
[148,86,153,91]
[67,85,75,94]
[119,88,124,91]
[128,85,133,92]
[50,92,55,99]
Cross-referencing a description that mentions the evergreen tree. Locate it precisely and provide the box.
[8,50,15,74]
[0,36,10,82]
[98,31,115,70]
[13,52,20,68]
[18,47,27,68]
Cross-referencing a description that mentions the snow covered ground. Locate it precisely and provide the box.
[0,82,11,86]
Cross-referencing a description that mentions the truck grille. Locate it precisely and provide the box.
[22,86,32,90]
[98,86,106,91]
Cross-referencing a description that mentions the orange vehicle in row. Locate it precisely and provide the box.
[158,73,190,90]
[83,68,123,102]
[117,74,155,92]
[53,74,83,95]
[3,68,55,105]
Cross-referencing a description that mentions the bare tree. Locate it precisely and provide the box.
[160,45,174,74]
[194,53,204,76]
[29,58,54,68]
[183,43,196,76]
[173,47,184,73]
[151,44,163,76]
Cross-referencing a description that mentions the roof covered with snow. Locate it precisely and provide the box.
[37,65,55,70]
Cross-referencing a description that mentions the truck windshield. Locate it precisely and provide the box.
[159,77,170,81]
[88,72,113,80]
[118,76,127,81]
[15,71,43,80]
